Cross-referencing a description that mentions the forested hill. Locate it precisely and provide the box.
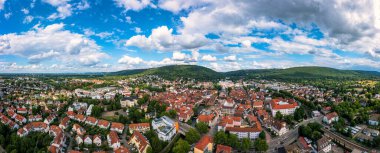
[108,65,380,81]
[225,66,380,80]
[108,65,222,80]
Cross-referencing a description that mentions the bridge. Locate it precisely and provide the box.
[322,128,375,153]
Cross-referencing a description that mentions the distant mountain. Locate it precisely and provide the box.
[105,65,380,81]
[108,65,222,80]
[225,66,380,80]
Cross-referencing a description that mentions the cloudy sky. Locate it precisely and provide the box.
[0,0,380,73]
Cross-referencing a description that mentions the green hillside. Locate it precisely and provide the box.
[109,65,380,81]
[109,65,221,80]
[225,66,380,80]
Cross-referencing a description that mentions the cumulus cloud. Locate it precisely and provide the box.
[201,54,217,62]
[23,15,34,24]
[43,0,90,19]
[125,26,209,51]
[0,0,5,10]
[223,55,237,62]
[118,55,144,65]
[158,0,209,13]
[172,51,187,61]
[114,0,154,11]
[0,23,109,66]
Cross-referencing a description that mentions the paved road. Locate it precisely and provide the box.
[268,116,323,152]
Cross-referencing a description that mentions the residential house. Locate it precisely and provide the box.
[93,135,102,146]
[129,131,151,153]
[368,114,380,126]
[120,97,138,108]
[216,144,232,153]
[75,135,83,145]
[194,135,213,153]
[107,131,121,150]
[84,135,92,145]
[98,119,110,129]
[129,123,150,134]
[317,136,331,153]
[111,122,125,133]
[85,116,98,126]
[323,112,339,124]
[59,117,70,130]
[271,121,287,136]
[72,124,86,135]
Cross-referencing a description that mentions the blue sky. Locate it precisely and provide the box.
[0,0,380,72]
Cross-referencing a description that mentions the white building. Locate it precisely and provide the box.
[152,116,177,141]
[270,99,299,116]
[86,104,94,116]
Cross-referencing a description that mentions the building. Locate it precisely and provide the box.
[73,124,86,135]
[75,135,83,145]
[215,144,232,153]
[197,113,216,127]
[225,127,261,139]
[120,97,138,108]
[84,135,92,145]
[59,117,70,130]
[129,131,151,153]
[194,135,213,153]
[129,123,150,134]
[107,131,121,150]
[85,116,98,126]
[368,114,380,126]
[86,104,94,116]
[111,122,125,133]
[271,121,287,136]
[93,135,102,146]
[152,116,177,141]
[270,98,299,116]
[317,136,331,153]
[323,112,339,124]
[98,119,110,129]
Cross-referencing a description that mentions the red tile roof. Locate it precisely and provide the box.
[216,144,232,153]
[194,135,213,150]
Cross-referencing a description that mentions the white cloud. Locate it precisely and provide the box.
[158,0,208,13]
[125,16,133,23]
[4,12,11,19]
[23,15,34,24]
[172,51,187,61]
[134,27,142,34]
[223,55,237,62]
[0,0,5,10]
[114,0,154,11]
[126,26,209,51]
[118,55,144,65]
[0,23,109,66]
[21,8,29,14]
[201,54,217,61]
[28,50,60,63]
[76,0,90,10]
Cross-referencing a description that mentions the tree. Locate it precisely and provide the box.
[172,139,190,153]
[214,131,228,145]
[146,146,153,153]
[185,129,200,144]
[294,107,306,121]
[241,138,252,152]
[254,139,268,152]
[195,122,209,134]
[275,111,283,120]
[91,105,103,117]
[259,131,266,140]
[227,134,238,148]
